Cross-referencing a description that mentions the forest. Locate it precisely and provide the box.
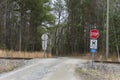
[0,0,120,58]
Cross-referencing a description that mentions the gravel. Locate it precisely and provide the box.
[76,61,120,80]
[0,58,45,69]
[0,59,27,66]
[0,58,62,80]
[78,61,120,74]
[0,59,28,73]
[0,58,120,80]
[0,58,62,74]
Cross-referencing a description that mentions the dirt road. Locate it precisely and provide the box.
[0,58,87,80]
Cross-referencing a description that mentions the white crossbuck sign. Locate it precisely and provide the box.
[90,39,97,49]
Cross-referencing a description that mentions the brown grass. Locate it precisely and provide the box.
[95,52,119,61]
[0,50,52,58]
[71,52,119,61]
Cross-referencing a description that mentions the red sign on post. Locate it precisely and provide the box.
[90,29,99,39]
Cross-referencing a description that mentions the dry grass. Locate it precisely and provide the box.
[76,68,120,80]
[95,52,119,61]
[72,52,119,61]
[0,50,52,58]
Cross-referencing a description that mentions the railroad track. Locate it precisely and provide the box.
[94,60,120,64]
[0,57,32,60]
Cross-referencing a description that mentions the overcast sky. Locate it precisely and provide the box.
[51,0,67,24]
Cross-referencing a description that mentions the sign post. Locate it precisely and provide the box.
[90,44,97,66]
[90,29,99,67]
[41,33,48,58]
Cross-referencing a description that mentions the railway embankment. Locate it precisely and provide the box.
[76,61,120,80]
[0,59,30,73]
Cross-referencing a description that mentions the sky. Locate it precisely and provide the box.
[51,0,67,24]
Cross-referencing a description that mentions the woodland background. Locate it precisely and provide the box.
[0,0,120,58]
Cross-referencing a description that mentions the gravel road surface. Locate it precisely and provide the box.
[0,58,87,80]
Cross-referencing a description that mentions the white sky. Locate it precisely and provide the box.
[51,0,67,24]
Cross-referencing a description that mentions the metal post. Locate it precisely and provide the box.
[44,40,46,58]
[41,34,48,58]
[92,53,94,67]
[44,49,46,58]
[106,0,109,59]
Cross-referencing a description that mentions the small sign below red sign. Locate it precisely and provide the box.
[90,29,99,39]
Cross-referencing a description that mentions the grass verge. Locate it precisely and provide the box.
[76,68,120,80]
[0,50,52,58]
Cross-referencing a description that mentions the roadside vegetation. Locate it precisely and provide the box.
[0,50,52,58]
[0,0,119,59]
[76,68,120,80]
[76,62,120,80]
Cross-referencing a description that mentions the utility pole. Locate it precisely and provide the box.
[106,0,109,59]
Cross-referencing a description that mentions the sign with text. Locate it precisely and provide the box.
[90,39,97,49]
[41,33,48,51]
[42,41,47,50]
[90,49,96,53]
[90,29,99,39]
[41,34,48,40]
